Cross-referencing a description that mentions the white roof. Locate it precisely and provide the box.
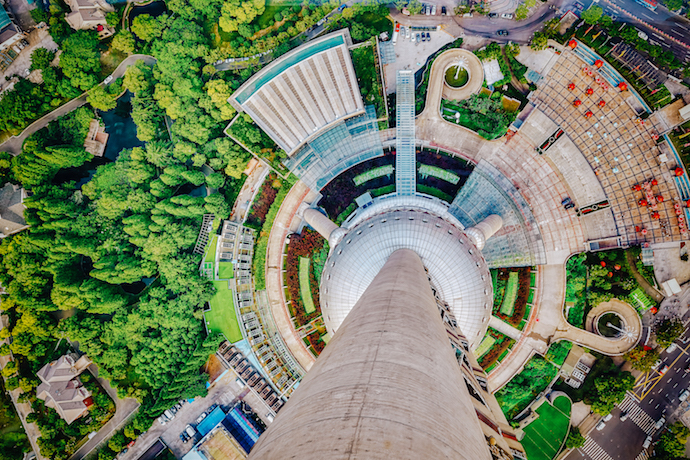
[320,209,493,349]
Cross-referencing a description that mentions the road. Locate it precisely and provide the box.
[565,326,690,460]
[456,4,560,43]
[0,54,156,156]
[572,0,690,65]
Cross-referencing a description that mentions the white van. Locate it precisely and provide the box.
[666,343,678,353]
[643,435,652,449]
[655,416,666,429]
[680,389,690,402]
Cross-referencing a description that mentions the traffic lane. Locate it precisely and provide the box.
[457,9,557,42]
[588,407,648,460]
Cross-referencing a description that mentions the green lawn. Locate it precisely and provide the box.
[500,272,519,316]
[206,280,242,343]
[299,257,316,314]
[418,164,460,184]
[204,234,218,264]
[521,397,572,460]
[475,335,496,358]
[353,165,394,186]
[218,261,234,280]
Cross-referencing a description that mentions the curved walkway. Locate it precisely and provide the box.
[265,180,318,371]
[432,49,484,101]
[585,298,643,339]
[0,54,156,155]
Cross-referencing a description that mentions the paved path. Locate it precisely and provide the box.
[230,163,270,224]
[488,316,522,341]
[0,54,156,155]
[265,180,318,371]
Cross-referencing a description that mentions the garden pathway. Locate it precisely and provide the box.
[488,316,522,341]
[265,180,318,372]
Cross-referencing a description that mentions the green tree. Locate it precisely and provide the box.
[582,5,604,25]
[406,0,423,15]
[586,370,634,415]
[87,85,118,111]
[525,0,536,7]
[565,427,585,449]
[219,0,266,33]
[112,30,137,55]
[665,0,684,10]
[30,48,56,71]
[123,60,153,94]
[656,318,684,348]
[624,345,660,372]
[59,30,102,91]
[515,4,529,20]
[106,11,120,28]
[530,32,548,51]
[131,14,166,41]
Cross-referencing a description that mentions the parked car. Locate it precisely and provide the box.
[643,435,652,449]
[666,343,678,353]
[441,6,447,15]
[426,32,431,41]
[163,409,175,420]
[180,433,188,442]
[501,13,513,18]
[185,425,196,438]
[656,417,666,429]
[496,30,509,36]
[620,411,628,421]
[564,202,575,210]
[561,197,572,206]
[157,415,168,425]
[195,412,207,424]
[659,365,669,375]
[426,4,431,15]
[405,27,411,39]
[596,421,606,431]
[421,32,427,42]
[415,33,421,44]
[338,4,347,12]
[680,389,690,402]
[103,75,113,85]
[431,4,437,15]
[488,12,498,18]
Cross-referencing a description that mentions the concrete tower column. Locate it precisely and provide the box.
[464,214,503,250]
[248,249,493,460]
[302,207,347,246]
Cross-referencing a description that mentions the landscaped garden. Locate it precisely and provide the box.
[521,396,572,460]
[416,149,474,201]
[205,280,242,343]
[477,327,516,372]
[495,354,560,420]
[415,38,465,114]
[245,172,281,230]
[0,378,29,459]
[668,121,690,172]
[565,250,657,328]
[441,92,520,140]
[491,267,535,331]
[351,42,387,120]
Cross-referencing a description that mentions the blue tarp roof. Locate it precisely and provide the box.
[221,407,263,453]
[196,407,226,437]
[0,7,11,30]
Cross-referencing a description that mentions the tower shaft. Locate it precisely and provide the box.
[248,249,493,460]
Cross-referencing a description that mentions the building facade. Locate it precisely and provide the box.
[36,354,93,424]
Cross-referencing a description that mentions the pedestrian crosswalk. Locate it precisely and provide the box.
[617,393,657,435]
[636,449,650,460]
[580,438,614,460]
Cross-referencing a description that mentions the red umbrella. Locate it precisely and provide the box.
[676,167,684,176]
[573,99,582,107]
[652,133,659,140]
[586,88,594,95]
[585,110,593,118]
[598,100,606,107]
[686,200,690,208]
[632,184,642,191]
[635,225,641,231]
[600,261,606,267]
[569,39,578,49]
[608,272,613,277]
[639,199,648,206]
[618,82,628,91]
[651,307,658,314]
[614,264,621,270]
[656,195,664,202]
[568,83,576,90]
[652,179,658,186]
[652,211,661,219]
[595,59,604,68]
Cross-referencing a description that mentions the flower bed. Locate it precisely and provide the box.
[284,229,325,328]
[493,267,532,329]
[478,327,516,370]
[245,172,279,230]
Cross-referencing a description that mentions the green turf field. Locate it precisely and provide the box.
[218,261,234,279]
[204,234,218,264]
[500,272,519,316]
[299,257,316,314]
[418,164,460,184]
[521,396,572,460]
[206,280,242,343]
[475,335,496,358]
[353,165,394,186]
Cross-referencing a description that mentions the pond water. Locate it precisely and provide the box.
[128,1,168,23]
[597,312,623,338]
[99,91,144,161]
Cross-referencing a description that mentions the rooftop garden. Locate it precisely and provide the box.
[351,41,387,120]
[245,172,281,230]
[565,249,657,328]
[491,267,535,331]
[441,92,520,140]
[668,121,690,172]
[415,38,465,114]
[477,327,516,372]
[0,378,30,459]
[495,354,560,420]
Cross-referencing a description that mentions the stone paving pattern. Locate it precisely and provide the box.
[530,49,684,246]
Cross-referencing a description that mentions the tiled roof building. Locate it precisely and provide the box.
[36,354,94,424]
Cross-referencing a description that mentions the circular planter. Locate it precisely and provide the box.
[595,312,626,338]
[444,65,470,89]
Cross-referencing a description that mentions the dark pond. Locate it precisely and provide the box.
[99,91,144,161]
[128,1,168,23]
